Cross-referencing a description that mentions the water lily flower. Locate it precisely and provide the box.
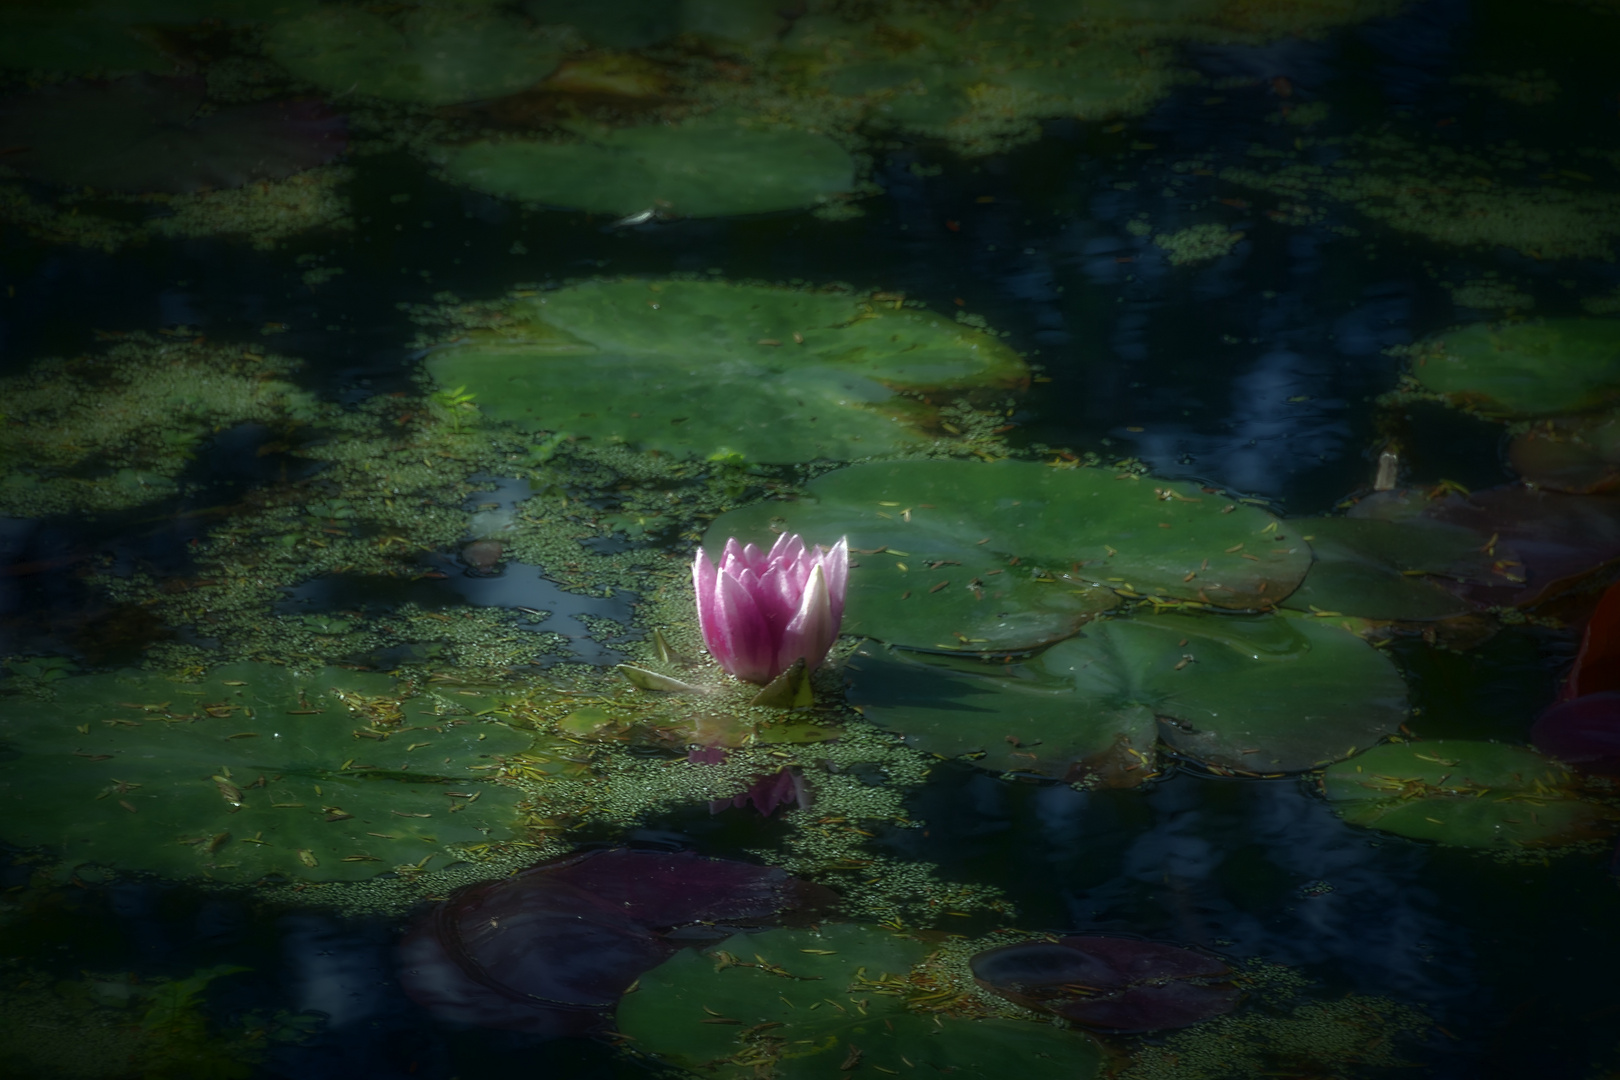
[692,533,848,684]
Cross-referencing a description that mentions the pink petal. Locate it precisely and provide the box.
[778,563,836,673]
[692,548,722,659]
[713,569,775,683]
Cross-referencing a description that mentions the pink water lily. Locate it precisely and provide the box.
[692,533,849,684]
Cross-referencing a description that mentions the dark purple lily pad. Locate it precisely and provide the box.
[1351,486,1620,607]
[397,848,834,1034]
[1532,693,1620,777]
[0,75,345,194]
[970,936,1239,1034]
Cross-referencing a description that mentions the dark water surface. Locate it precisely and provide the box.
[3,1,1620,1078]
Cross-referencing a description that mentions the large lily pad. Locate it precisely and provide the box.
[971,936,1239,1033]
[1280,516,1505,621]
[1406,319,1620,419]
[1321,740,1618,849]
[617,924,1101,1080]
[0,0,319,75]
[1509,412,1620,494]
[710,461,1310,652]
[845,611,1408,780]
[423,279,1027,463]
[434,117,855,218]
[0,662,532,882]
[264,7,575,106]
[0,76,345,194]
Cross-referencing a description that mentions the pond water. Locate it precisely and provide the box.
[3,1,1620,1078]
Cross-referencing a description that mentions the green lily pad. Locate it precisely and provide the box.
[1321,740,1619,849]
[0,662,532,882]
[423,279,1027,463]
[709,461,1309,652]
[1281,516,1503,621]
[846,611,1408,780]
[1407,319,1620,419]
[617,924,1101,1080]
[264,7,575,106]
[433,117,855,218]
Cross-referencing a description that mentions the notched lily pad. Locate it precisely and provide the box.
[435,115,855,218]
[1321,740,1619,849]
[1407,319,1620,419]
[0,662,532,882]
[617,923,1102,1080]
[424,279,1027,463]
[971,936,1239,1033]
[711,461,1309,652]
[846,611,1408,781]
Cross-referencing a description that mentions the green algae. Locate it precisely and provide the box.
[1154,222,1245,265]
[1223,130,1620,260]
[0,165,354,253]
[0,336,329,517]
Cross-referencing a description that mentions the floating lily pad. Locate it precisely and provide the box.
[0,0,316,75]
[1509,412,1620,494]
[1321,740,1618,848]
[846,611,1408,780]
[1281,516,1503,620]
[1351,486,1620,608]
[617,924,1102,1080]
[0,662,532,882]
[710,461,1309,652]
[264,7,575,106]
[971,936,1239,1033]
[1407,319,1620,419]
[399,848,833,1034]
[434,116,855,218]
[523,0,678,49]
[423,279,1026,463]
[0,76,345,194]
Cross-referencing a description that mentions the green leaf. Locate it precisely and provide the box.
[0,662,532,882]
[617,924,1100,1080]
[423,279,1027,463]
[434,116,856,219]
[1281,516,1498,621]
[846,611,1408,780]
[264,7,573,106]
[1321,740,1619,849]
[710,461,1309,651]
[1408,318,1620,418]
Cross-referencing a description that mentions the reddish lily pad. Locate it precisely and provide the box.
[1509,413,1620,494]
[1532,694,1620,777]
[0,76,345,194]
[970,936,1239,1033]
[1351,486,1620,607]
[397,848,833,1035]
[1281,516,1500,621]
[710,461,1306,653]
[1568,581,1620,698]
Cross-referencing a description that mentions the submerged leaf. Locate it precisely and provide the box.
[971,936,1239,1033]
[1281,515,1504,620]
[0,76,345,194]
[398,848,833,1034]
[1509,412,1620,494]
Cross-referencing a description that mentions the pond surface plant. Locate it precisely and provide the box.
[3,1,1620,1078]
